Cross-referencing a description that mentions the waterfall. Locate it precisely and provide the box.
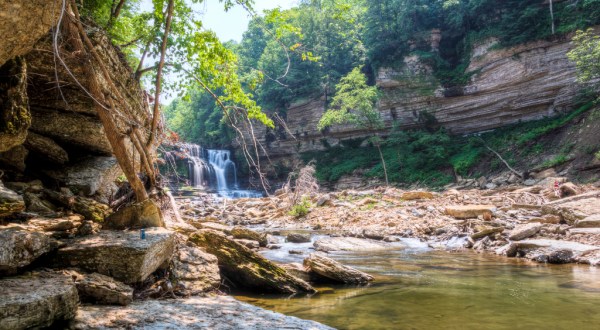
[182,143,262,198]
[207,149,237,191]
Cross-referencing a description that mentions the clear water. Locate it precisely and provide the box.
[236,247,600,330]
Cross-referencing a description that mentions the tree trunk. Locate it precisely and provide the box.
[66,0,148,202]
[148,0,175,148]
[549,0,555,35]
[375,142,389,186]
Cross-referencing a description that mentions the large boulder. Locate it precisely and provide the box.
[51,228,175,283]
[575,214,600,228]
[172,243,220,294]
[0,181,25,217]
[314,237,392,252]
[304,253,374,284]
[401,191,434,200]
[0,272,78,330]
[0,227,59,275]
[286,232,312,243]
[0,0,60,66]
[23,131,68,164]
[189,229,315,293]
[104,199,164,230]
[541,192,600,224]
[72,296,334,330]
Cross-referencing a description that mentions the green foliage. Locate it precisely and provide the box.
[288,196,312,218]
[568,28,600,90]
[595,150,600,160]
[318,67,381,131]
[163,89,234,146]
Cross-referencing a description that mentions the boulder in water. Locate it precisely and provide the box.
[304,253,374,284]
[189,229,315,293]
[286,232,311,243]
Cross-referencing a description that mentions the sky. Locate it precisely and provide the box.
[199,0,298,42]
[140,0,298,42]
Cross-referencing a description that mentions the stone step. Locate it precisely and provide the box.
[0,272,78,329]
[51,228,175,283]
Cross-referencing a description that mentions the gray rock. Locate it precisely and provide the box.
[189,229,315,294]
[51,228,175,283]
[75,272,133,306]
[172,244,220,294]
[0,272,78,330]
[509,223,542,241]
[0,227,59,275]
[104,199,164,230]
[498,239,600,265]
[0,181,25,217]
[24,131,69,164]
[231,227,267,247]
[23,192,56,216]
[575,214,600,228]
[71,295,334,330]
[314,237,393,252]
[234,238,260,249]
[304,253,374,284]
[286,232,311,243]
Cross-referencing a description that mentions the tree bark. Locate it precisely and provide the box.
[67,0,148,202]
[148,0,175,148]
[375,142,389,186]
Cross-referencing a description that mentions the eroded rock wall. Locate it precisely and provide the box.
[243,32,590,162]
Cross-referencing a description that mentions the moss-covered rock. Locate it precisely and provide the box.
[189,229,316,294]
[0,57,30,153]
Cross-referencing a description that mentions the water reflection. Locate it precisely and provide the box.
[236,249,600,329]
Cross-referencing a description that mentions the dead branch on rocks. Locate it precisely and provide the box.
[288,164,319,206]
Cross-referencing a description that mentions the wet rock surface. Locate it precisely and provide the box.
[314,237,392,252]
[71,295,334,330]
[304,253,374,284]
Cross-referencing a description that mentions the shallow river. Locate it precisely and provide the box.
[235,236,600,330]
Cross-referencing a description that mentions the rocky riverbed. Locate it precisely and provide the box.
[2,172,600,329]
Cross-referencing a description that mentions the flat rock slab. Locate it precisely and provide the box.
[314,237,394,252]
[575,214,600,228]
[72,296,333,330]
[542,193,600,224]
[0,227,59,275]
[401,191,434,200]
[52,228,175,283]
[0,273,78,330]
[569,228,600,235]
[445,205,496,219]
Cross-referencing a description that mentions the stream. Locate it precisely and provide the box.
[235,232,600,330]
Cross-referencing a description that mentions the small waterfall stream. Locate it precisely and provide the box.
[183,144,262,198]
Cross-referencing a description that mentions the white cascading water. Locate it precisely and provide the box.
[207,149,237,191]
[184,144,262,198]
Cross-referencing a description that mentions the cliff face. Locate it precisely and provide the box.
[244,32,589,163]
[0,2,151,202]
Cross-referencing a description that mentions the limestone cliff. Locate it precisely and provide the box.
[242,31,591,163]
